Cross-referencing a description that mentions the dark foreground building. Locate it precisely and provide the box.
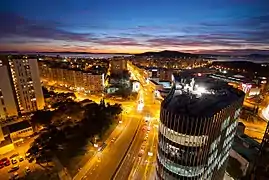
[252,121,269,180]
[156,73,245,180]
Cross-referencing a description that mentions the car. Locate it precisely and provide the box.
[10,153,19,159]
[13,172,19,179]
[8,165,19,173]
[138,150,144,157]
[28,157,34,163]
[11,159,17,164]
[0,162,4,169]
[1,157,11,166]
[111,137,116,142]
[25,166,31,174]
[25,153,31,159]
[19,156,24,162]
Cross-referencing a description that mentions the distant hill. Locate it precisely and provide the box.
[248,54,269,58]
[135,50,199,58]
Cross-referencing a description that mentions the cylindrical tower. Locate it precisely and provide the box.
[156,74,244,180]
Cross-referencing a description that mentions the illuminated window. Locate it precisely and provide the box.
[221,116,230,131]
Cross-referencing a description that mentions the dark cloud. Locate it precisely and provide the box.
[94,37,142,46]
[0,38,52,44]
[0,12,95,42]
[144,13,269,50]
[146,35,244,48]
[1,11,268,54]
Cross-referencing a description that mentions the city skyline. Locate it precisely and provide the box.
[0,0,269,55]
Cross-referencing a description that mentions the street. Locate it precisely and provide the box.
[71,61,161,180]
[73,107,142,180]
[112,63,161,180]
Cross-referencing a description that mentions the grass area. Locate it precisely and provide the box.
[100,121,118,141]
[56,121,118,177]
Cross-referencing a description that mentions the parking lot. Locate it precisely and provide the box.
[0,154,39,180]
[0,137,42,180]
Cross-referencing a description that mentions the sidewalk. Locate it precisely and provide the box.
[53,157,72,180]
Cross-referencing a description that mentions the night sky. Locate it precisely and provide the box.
[0,0,268,54]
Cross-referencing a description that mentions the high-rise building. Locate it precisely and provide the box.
[110,58,127,74]
[156,73,244,180]
[0,60,18,120]
[0,55,44,118]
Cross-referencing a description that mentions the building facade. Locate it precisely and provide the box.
[110,58,127,74]
[39,63,105,93]
[253,122,269,179]
[0,63,18,120]
[0,56,44,119]
[156,73,245,180]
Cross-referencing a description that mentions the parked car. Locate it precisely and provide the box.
[1,157,11,166]
[25,153,31,159]
[13,172,19,179]
[9,172,19,180]
[8,165,19,173]
[10,153,19,159]
[28,157,34,163]
[0,161,4,169]
[19,156,24,162]
[11,159,17,165]
[25,166,31,174]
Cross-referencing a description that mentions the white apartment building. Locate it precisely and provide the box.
[0,56,44,117]
[39,63,105,93]
[0,61,18,120]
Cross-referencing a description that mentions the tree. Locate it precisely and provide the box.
[27,125,66,167]
[107,103,122,117]
[30,110,53,130]
[42,86,56,98]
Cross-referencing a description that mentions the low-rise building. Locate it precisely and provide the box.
[228,132,260,178]
[144,67,173,81]
[131,80,140,92]
[8,121,33,143]
[209,71,263,97]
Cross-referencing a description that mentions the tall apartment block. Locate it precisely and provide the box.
[39,62,105,93]
[0,60,18,120]
[156,72,245,180]
[0,55,44,120]
[110,58,127,74]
